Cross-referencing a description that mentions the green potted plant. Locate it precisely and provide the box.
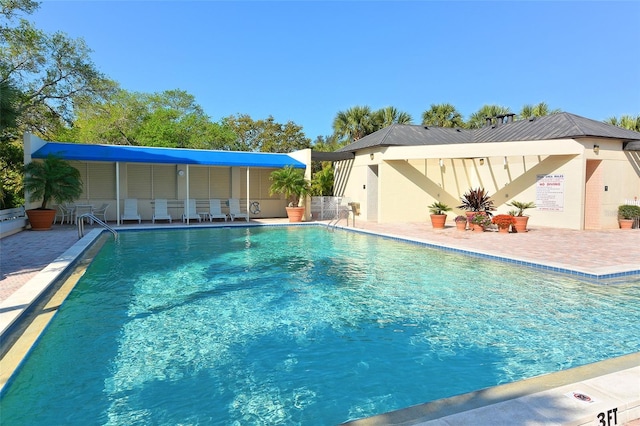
[458,188,496,227]
[492,214,516,233]
[23,154,83,230]
[506,200,535,233]
[470,212,492,232]
[269,166,311,222]
[454,215,467,231]
[618,204,640,229]
[428,201,452,229]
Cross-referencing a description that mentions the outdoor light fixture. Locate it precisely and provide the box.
[177,169,185,177]
[503,156,508,166]
[593,144,600,154]
[439,158,444,167]
[370,153,374,160]
[479,158,485,165]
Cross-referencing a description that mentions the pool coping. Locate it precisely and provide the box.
[1,223,639,422]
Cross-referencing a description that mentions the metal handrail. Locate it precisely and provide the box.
[327,207,350,231]
[77,213,118,240]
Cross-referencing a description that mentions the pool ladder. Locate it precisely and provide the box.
[77,213,119,241]
[327,208,351,231]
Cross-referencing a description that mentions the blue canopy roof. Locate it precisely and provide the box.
[33,142,306,169]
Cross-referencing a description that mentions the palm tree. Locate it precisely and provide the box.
[421,103,464,128]
[332,105,374,142]
[373,106,413,129]
[467,105,512,129]
[519,102,561,119]
[606,114,640,132]
[269,166,310,207]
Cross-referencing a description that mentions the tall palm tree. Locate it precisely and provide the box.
[467,105,512,129]
[421,103,464,128]
[606,114,640,132]
[519,102,561,119]
[373,106,413,129]
[332,105,374,142]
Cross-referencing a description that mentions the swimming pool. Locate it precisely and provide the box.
[2,226,639,424]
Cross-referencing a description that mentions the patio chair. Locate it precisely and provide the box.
[121,198,141,223]
[182,199,202,223]
[228,198,249,222]
[152,199,172,223]
[92,203,110,223]
[54,204,75,225]
[201,199,228,222]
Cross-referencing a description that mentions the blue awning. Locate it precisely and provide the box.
[32,142,306,168]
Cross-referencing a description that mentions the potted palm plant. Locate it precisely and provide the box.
[23,154,83,230]
[269,166,311,222]
[428,201,451,229]
[506,200,535,233]
[618,204,640,229]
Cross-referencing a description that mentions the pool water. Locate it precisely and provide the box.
[2,226,639,425]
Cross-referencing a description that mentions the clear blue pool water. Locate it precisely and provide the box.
[2,226,640,425]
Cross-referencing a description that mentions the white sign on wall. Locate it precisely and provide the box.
[536,174,565,211]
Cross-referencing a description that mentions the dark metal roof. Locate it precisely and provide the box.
[337,113,640,152]
[33,142,306,168]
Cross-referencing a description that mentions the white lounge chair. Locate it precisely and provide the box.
[228,198,248,222]
[121,198,141,223]
[152,199,172,223]
[182,199,202,223]
[201,199,228,222]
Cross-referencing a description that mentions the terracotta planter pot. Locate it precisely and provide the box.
[472,224,484,232]
[498,226,510,234]
[619,219,634,229]
[455,221,467,231]
[512,216,529,233]
[430,214,447,229]
[285,206,305,222]
[26,208,57,231]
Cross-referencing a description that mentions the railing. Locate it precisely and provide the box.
[77,213,118,240]
[0,206,27,238]
[327,208,350,231]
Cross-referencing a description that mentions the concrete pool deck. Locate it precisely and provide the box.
[1,220,639,425]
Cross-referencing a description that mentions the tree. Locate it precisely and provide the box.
[467,105,512,129]
[421,103,464,128]
[1,0,111,207]
[222,114,311,153]
[59,88,237,149]
[373,106,413,129]
[0,79,24,207]
[519,102,561,119]
[606,114,640,132]
[332,105,374,142]
[310,164,334,196]
[1,13,113,137]
[333,105,412,143]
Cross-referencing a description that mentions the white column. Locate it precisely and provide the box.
[186,165,190,224]
[246,167,250,222]
[116,162,121,225]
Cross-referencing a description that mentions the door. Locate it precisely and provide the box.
[367,165,378,222]
[584,160,602,229]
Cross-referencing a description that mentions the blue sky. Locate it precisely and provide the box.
[32,1,640,141]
